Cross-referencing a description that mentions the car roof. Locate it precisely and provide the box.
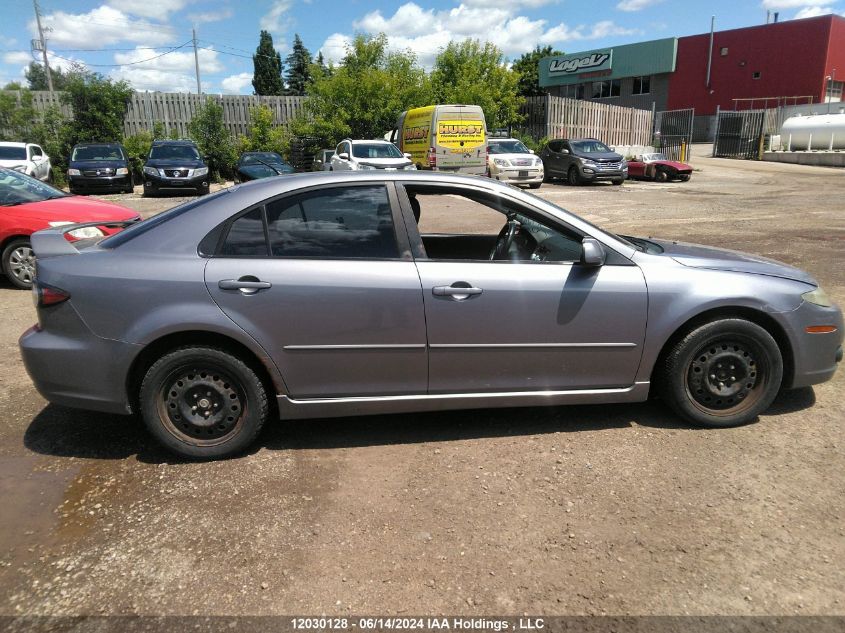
[489,138,522,142]
[74,142,122,147]
[0,142,28,147]
[346,139,393,144]
[152,139,197,145]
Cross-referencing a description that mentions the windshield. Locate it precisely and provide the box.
[0,168,68,206]
[571,140,612,154]
[149,145,200,160]
[72,145,125,161]
[489,140,530,154]
[352,143,403,159]
[641,153,667,161]
[242,153,288,166]
[0,146,27,160]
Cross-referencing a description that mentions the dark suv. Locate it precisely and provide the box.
[142,140,209,197]
[539,138,627,186]
[67,143,133,194]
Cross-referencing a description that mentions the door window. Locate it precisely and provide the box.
[29,145,43,159]
[220,208,268,256]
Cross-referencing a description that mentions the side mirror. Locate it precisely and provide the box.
[610,146,616,151]
[560,149,569,155]
[528,149,535,154]
[403,153,412,160]
[338,152,349,160]
[580,238,606,267]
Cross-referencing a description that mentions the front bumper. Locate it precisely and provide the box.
[782,300,844,388]
[69,174,132,192]
[492,166,544,185]
[579,166,627,181]
[144,173,208,193]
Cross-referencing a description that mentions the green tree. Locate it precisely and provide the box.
[60,73,132,143]
[430,40,524,130]
[188,97,236,179]
[252,30,285,95]
[296,34,431,146]
[284,34,312,96]
[512,45,562,97]
[122,130,154,181]
[240,104,290,156]
[25,62,74,91]
[0,89,37,140]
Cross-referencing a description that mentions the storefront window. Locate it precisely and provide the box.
[609,79,621,97]
[591,79,621,99]
[633,76,651,95]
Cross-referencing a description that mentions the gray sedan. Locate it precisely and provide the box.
[20,173,843,459]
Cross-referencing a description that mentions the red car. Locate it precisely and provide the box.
[627,153,693,182]
[0,167,140,289]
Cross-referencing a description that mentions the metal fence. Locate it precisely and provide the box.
[654,108,694,161]
[2,90,307,138]
[712,110,767,159]
[519,95,654,146]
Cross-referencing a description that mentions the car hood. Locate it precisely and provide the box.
[13,196,140,222]
[145,158,205,168]
[237,164,293,178]
[69,159,128,169]
[356,158,413,168]
[648,160,691,170]
[575,151,623,162]
[652,239,817,285]
[489,153,541,163]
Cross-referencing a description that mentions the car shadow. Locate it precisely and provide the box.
[23,387,818,463]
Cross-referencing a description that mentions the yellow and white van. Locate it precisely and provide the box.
[391,105,488,175]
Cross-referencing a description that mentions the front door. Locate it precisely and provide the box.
[205,183,427,398]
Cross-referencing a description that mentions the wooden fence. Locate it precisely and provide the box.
[2,90,307,138]
[518,95,654,146]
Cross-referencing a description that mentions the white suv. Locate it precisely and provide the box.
[487,137,543,189]
[0,142,52,182]
[330,139,416,171]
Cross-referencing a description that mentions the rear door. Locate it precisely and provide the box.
[434,106,487,175]
[205,182,427,398]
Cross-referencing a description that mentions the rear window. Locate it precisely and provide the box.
[0,146,27,160]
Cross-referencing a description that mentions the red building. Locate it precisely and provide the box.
[668,14,845,114]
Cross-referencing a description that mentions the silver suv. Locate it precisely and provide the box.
[330,139,416,171]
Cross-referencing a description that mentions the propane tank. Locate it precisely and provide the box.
[780,111,845,151]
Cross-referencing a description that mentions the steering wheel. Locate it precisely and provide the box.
[490,217,519,260]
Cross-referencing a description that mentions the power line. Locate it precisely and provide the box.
[49,41,192,68]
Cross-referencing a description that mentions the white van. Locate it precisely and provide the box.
[391,105,488,175]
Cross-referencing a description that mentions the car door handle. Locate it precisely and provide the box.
[432,284,483,300]
[218,278,272,291]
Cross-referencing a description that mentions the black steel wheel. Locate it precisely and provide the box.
[140,346,269,459]
[567,166,581,186]
[2,239,35,289]
[660,319,783,427]
[655,168,669,182]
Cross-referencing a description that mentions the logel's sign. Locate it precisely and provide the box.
[548,51,612,76]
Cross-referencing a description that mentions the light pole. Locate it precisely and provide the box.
[827,69,836,114]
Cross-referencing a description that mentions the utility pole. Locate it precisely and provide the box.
[32,0,53,94]
[192,28,202,95]
[705,15,715,89]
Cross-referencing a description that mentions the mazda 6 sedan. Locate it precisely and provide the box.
[20,172,843,459]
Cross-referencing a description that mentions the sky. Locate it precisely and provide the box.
[1,0,844,94]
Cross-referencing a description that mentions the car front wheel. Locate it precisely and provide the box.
[139,346,269,459]
[2,239,36,289]
[567,166,581,186]
[660,319,783,427]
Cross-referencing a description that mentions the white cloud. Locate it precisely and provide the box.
[260,0,293,34]
[221,72,253,94]
[109,46,224,92]
[761,0,834,8]
[617,0,665,11]
[319,33,352,65]
[0,35,17,47]
[34,6,177,48]
[794,5,833,16]
[108,0,191,20]
[354,3,439,37]
[188,8,234,24]
[2,51,33,66]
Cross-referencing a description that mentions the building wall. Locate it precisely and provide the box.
[667,15,842,115]
[547,72,670,111]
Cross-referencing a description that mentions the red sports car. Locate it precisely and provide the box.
[627,153,693,182]
[0,167,140,289]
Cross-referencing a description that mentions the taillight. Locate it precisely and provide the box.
[33,280,70,307]
[428,147,436,169]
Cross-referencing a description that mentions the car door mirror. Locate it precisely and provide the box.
[403,153,412,160]
[338,152,349,160]
[528,149,535,154]
[560,149,569,155]
[580,238,606,267]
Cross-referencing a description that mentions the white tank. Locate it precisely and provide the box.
[780,111,845,150]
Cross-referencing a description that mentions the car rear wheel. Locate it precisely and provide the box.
[2,239,35,289]
[660,319,783,428]
[567,166,581,186]
[655,168,669,182]
[139,346,269,459]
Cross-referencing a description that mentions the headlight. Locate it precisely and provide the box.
[493,158,510,167]
[402,164,417,170]
[192,167,208,177]
[581,158,596,167]
[357,164,377,170]
[143,166,159,176]
[48,221,105,239]
[116,167,129,176]
[67,168,81,176]
[803,288,833,307]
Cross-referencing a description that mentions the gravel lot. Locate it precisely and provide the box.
[0,146,843,617]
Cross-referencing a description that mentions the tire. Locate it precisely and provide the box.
[2,239,35,289]
[567,166,581,186]
[611,178,624,186]
[654,169,669,183]
[529,182,542,189]
[680,174,691,182]
[660,319,783,428]
[139,346,269,459]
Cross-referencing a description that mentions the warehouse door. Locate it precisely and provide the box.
[654,108,694,161]
[713,110,766,160]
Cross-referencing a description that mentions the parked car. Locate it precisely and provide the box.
[234,152,295,183]
[391,104,488,174]
[0,142,52,182]
[67,142,134,194]
[627,152,693,182]
[0,167,139,289]
[142,140,209,197]
[330,139,417,171]
[20,172,842,459]
[312,149,335,171]
[487,137,544,189]
[539,138,627,185]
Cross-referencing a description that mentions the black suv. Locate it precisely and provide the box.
[67,143,133,194]
[142,140,209,197]
[539,138,627,186]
